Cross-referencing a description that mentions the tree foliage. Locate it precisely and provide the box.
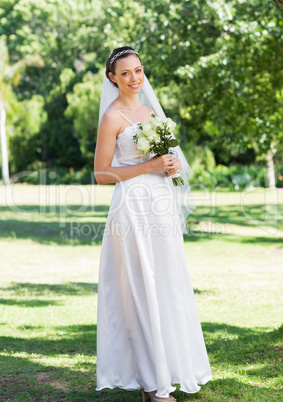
[0,0,282,177]
[175,1,283,163]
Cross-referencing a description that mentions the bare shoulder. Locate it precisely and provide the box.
[98,108,121,136]
[100,108,120,126]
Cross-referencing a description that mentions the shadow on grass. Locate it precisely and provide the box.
[0,323,282,400]
[0,204,111,245]
[193,204,283,230]
[202,322,283,366]
[0,324,97,357]
[2,282,211,298]
[0,203,282,246]
[1,282,98,296]
[0,218,105,245]
[183,232,283,246]
[0,204,110,217]
[232,235,283,246]
[2,202,281,226]
[0,299,62,307]
[1,217,282,247]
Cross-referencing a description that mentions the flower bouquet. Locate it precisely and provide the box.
[133,112,184,186]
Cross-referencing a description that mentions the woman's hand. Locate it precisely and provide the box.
[149,154,182,175]
[166,156,182,176]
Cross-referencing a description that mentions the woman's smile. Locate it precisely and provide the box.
[128,82,140,89]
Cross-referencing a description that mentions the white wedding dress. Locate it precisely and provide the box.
[96,113,212,398]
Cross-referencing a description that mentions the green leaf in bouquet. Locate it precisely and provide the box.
[168,139,179,147]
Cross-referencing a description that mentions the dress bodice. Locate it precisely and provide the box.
[115,123,153,166]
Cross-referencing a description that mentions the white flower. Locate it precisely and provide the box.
[154,134,161,143]
[142,122,152,133]
[137,137,151,153]
[152,133,161,143]
[166,118,176,131]
[148,130,157,140]
[151,117,163,127]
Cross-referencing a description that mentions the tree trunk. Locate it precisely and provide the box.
[273,0,283,9]
[265,149,276,188]
[0,92,10,185]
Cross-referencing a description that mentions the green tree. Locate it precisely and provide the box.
[65,69,104,165]
[0,0,105,170]
[175,0,283,186]
[0,35,44,184]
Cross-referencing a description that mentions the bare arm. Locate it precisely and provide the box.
[94,110,181,185]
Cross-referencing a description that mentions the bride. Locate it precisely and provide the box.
[94,46,212,402]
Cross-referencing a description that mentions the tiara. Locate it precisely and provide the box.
[110,49,139,64]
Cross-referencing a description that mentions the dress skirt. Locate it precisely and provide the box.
[96,170,212,397]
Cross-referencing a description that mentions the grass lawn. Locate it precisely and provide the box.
[0,184,282,401]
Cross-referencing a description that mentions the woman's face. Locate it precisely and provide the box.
[109,55,144,95]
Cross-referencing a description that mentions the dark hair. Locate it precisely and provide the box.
[106,46,142,88]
